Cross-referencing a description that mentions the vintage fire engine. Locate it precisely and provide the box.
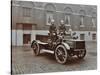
[31,31,86,64]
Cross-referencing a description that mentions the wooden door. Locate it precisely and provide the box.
[23,34,31,44]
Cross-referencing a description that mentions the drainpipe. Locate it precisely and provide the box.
[92,17,95,27]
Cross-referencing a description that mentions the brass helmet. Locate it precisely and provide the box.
[51,19,55,25]
[60,20,64,25]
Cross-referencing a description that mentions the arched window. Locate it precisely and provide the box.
[79,10,86,27]
[45,3,56,25]
[92,12,96,27]
[64,7,73,26]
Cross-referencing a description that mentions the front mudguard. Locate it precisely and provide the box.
[31,40,37,48]
[61,42,70,50]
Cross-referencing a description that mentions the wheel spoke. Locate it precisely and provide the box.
[57,49,61,55]
[62,55,66,58]
[77,50,86,59]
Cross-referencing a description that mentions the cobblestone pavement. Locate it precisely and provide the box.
[11,42,97,74]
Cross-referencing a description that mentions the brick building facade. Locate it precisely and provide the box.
[11,1,97,46]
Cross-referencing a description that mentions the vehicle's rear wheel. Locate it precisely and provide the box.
[32,41,40,56]
[55,45,68,64]
[77,49,86,59]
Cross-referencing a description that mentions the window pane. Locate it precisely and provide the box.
[23,7,31,17]
[46,11,54,25]
[92,34,96,40]
[80,34,85,40]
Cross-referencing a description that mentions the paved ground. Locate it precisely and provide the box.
[11,42,97,74]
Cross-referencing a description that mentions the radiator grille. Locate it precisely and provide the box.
[75,41,85,49]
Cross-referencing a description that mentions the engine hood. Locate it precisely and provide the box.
[63,39,85,48]
[63,39,74,48]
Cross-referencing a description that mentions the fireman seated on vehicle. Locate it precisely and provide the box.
[49,19,57,42]
[59,20,67,35]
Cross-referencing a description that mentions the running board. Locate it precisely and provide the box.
[41,49,54,54]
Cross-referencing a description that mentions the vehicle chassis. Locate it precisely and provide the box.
[31,33,86,64]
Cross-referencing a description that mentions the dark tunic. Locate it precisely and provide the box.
[49,24,57,42]
[49,24,56,33]
[59,24,66,32]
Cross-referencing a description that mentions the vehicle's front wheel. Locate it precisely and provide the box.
[77,49,86,59]
[55,45,68,64]
[31,41,40,56]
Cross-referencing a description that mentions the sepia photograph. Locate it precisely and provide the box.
[11,0,97,74]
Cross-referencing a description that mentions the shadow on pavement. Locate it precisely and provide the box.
[36,53,86,65]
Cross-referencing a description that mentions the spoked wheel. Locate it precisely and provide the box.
[77,49,86,59]
[55,45,68,64]
[32,42,40,56]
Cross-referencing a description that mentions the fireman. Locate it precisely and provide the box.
[49,19,57,42]
[49,19,56,33]
[59,20,66,35]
